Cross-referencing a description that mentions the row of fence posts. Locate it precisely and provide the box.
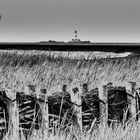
[99,82,137,127]
[3,81,138,138]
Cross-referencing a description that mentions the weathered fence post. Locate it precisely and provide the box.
[6,88,19,139]
[24,85,37,137]
[70,86,82,131]
[98,84,108,127]
[37,88,49,137]
[125,82,137,121]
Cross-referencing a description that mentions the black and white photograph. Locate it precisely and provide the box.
[0,0,140,140]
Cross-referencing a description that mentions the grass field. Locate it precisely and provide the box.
[0,50,138,91]
[0,49,139,139]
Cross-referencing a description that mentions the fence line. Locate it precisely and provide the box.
[0,81,139,138]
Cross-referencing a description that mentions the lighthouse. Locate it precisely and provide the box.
[71,30,81,42]
[69,30,90,43]
[75,30,78,41]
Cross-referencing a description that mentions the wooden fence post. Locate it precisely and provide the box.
[37,88,49,137]
[98,84,108,127]
[125,82,137,121]
[6,89,19,139]
[24,85,37,137]
[70,86,82,131]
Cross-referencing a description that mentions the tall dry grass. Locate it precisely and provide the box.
[3,121,140,140]
[0,50,138,92]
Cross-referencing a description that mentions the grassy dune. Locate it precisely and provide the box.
[0,50,139,92]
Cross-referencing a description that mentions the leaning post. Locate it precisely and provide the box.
[98,84,108,127]
[6,88,19,139]
[37,88,49,137]
[125,82,137,122]
[70,86,82,132]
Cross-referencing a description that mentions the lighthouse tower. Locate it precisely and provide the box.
[75,30,78,41]
[70,30,81,42]
[74,30,81,42]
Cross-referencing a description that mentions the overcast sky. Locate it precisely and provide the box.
[0,0,140,42]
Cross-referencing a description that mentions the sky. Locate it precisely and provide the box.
[0,0,140,42]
